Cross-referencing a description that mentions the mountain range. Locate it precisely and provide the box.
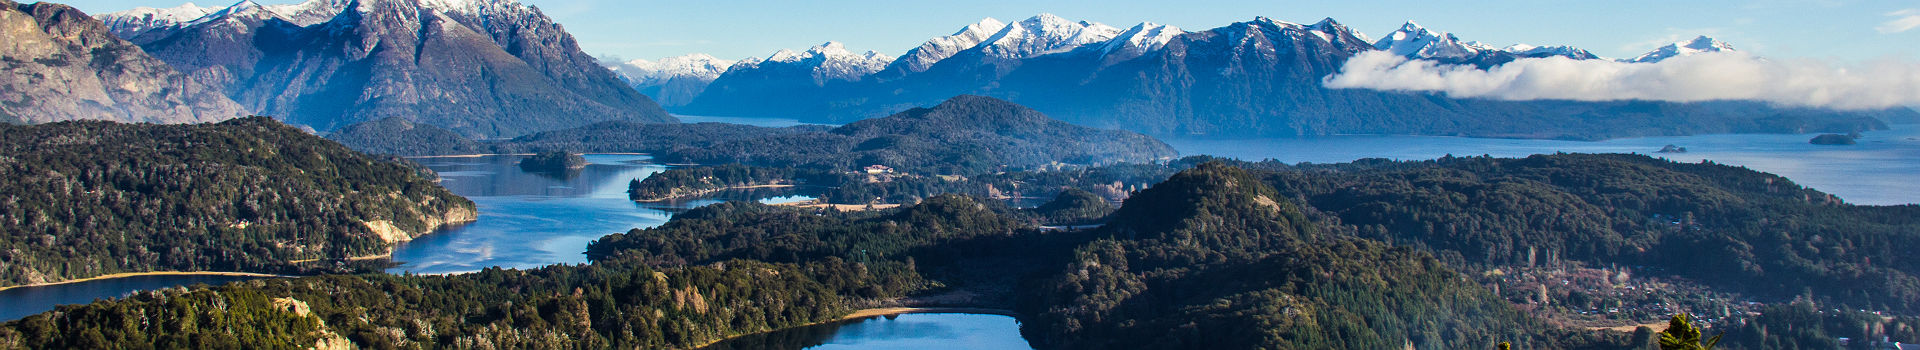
[90,0,674,137]
[625,14,1912,140]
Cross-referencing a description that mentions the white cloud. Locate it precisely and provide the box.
[1324,51,1920,110]
[1880,9,1920,34]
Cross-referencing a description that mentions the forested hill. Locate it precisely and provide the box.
[658,95,1177,174]
[1019,163,1598,349]
[332,95,1179,175]
[0,117,475,288]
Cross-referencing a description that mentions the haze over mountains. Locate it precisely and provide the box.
[624,14,1915,140]
[91,0,675,137]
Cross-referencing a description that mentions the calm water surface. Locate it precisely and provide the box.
[701,313,1031,350]
[388,154,673,274]
[1167,125,1920,205]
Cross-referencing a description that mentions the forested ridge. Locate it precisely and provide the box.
[0,260,890,349]
[0,117,474,288]
[333,95,1177,175]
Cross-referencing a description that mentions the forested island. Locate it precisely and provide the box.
[7,154,1917,348]
[0,117,475,289]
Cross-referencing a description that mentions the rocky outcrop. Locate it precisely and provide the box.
[0,0,244,124]
[361,202,476,244]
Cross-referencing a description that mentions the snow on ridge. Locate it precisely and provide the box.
[977,13,1122,60]
[614,53,737,86]
[1099,22,1185,63]
[1627,35,1737,63]
[892,17,1011,73]
[96,2,218,37]
[1373,21,1494,60]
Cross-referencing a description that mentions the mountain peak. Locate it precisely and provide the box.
[978,13,1121,60]
[880,17,1012,75]
[1374,20,1491,60]
[1628,35,1737,63]
[1100,21,1185,63]
[96,2,219,37]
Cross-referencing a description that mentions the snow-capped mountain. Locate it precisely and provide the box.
[1628,36,1736,63]
[885,18,1008,75]
[976,14,1122,61]
[96,2,214,38]
[1372,21,1496,60]
[121,0,673,137]
[609,54,736,106]
[264,0,350,26]
[1099,22,1184,64]
[98,0,348,39]
[614,54,735,86]
[746,42,893,84]
[1503,44,1602,60]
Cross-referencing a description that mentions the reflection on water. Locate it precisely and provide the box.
[0,275,276,322]
[389,154,672,274]
[701,313,1031,350]
[1166,125,1920,205]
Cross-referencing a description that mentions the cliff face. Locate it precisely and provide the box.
[131,0,674,137]
[0,0,244,124]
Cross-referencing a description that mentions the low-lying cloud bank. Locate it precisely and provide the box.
[1324,51,1920,110]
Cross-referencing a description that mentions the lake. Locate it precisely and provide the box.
[1166,125,1920,205]
[701,313,1031,350]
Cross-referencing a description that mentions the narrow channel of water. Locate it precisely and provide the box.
[700,313,1032,350]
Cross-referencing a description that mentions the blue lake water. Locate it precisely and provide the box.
[1166,125,1920,205]
[387,154,674,274]
[700,313,1032,350]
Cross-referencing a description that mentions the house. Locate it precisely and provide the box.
[864,165,894,174]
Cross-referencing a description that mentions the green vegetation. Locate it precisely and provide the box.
[333,95,1176,176]
[658,95,1175,175]
[323,117,487,156]
[1250,154,1920,314]
[327,119,824,156]
[1028,188,1114,225]
[0,117,473,288]
[627,165,800,202]
[1659,313,1722,350]
[517,151,587,173]
[0,260,891,349]
[5,151,1915,349]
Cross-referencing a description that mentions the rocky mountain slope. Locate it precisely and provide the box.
[0,0,244,124]
[119,0,673,137]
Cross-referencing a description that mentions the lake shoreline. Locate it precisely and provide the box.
[685,307,1019,349]
[0,271,295,293]
[405,152,648,159]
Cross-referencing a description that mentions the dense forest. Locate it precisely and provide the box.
[0,259,900,349]
[1242,154,1920,314]
[0,117,474,288]
[332,95,1177,175]
[327,118,826,156]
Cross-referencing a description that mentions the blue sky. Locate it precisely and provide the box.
[59,0,1920,62]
